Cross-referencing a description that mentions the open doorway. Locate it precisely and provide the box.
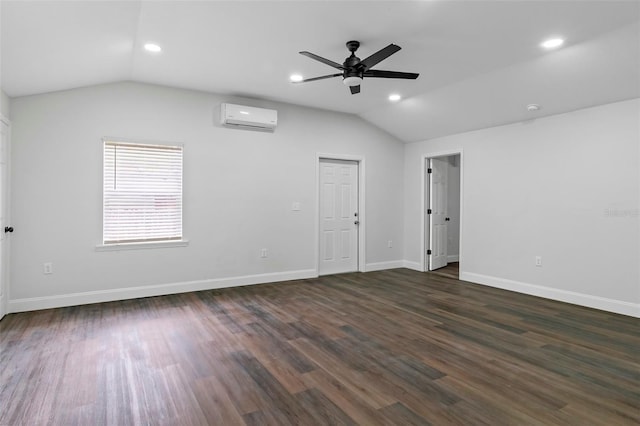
[424,152,462,278]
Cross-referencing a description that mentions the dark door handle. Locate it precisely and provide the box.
[4,226,13,233]
[354,221,360,225]
[445,218,450,222]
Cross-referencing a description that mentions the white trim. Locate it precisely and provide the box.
[0,117,10,320]
[460,272,640,318]
[420,157,426,271]
[447,255,459,262]
[315,153,366,274]
[96,239,189,251]
[8,269,317,313]
[421,149,464,272]
[403,260,423,272]
[365,260,404,272]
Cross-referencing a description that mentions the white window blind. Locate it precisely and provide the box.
[103,140,183,244]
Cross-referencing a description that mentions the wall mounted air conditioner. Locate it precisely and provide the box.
[220,103,278,131]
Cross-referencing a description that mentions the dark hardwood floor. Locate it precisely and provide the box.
[1,268,638,425]
[429,262,459,279]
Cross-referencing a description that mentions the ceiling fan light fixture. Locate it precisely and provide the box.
[289,74,303,82]
[388,94,401,102]
[343,76,363,87]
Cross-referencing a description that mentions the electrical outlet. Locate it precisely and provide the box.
[388,240,393,248]
[260,248,268,258]
[535,256,542,267]
[43,262,53,274]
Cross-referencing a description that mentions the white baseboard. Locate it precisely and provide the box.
[8,269,318,313]
[365,260,404,272]
[460,272,640,318]
[13,267,636,318]
[403,260,423,272]
[447,255,459,262]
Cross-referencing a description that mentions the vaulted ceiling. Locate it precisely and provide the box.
[2,1,639,142]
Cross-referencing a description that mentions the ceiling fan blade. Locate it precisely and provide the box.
[349,85,361,95]
[299,51,345,70]
[363,70,419,79]
[294,73,342,83]
[358,44,401,70]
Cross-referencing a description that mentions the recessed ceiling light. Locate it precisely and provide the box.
[144,43,162,53]
[290,74,303,83]
[527,104,541,112]
[388,94,401,102]
[540,38,564,50]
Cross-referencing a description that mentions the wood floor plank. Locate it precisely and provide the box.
[300,369,388,426]
[240,334,310,394]
[294,388,357,426]
[289,337,398,409]
[192,375,246,425]
[377,402,432,426]
[1,268,638,425]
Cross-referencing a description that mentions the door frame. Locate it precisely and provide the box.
[315,153,366,275]
[421,149,464,272]
[0,114,11,319]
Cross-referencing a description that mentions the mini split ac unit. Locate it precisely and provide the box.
[220,103,278,131]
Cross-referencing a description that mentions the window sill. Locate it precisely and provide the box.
[95,239,189,252]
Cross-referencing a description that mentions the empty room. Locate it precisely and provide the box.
[0,1,638,425]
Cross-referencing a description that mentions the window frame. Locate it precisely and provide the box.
[97,137,188,251]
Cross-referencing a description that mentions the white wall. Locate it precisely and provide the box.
[10,82,405,309]
[404,99,640,316]
[1,90,10,119]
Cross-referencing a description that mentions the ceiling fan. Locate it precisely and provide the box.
[294,40,419,94]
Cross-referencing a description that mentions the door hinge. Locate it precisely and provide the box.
[427,168,432,173]
[427,249,432,255]
[427,209,432,214]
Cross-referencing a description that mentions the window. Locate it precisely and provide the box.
[103,140,183,245]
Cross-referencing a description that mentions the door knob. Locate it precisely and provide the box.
[445,217,450,221]
[354,221,360,225]
[4,226,13,233]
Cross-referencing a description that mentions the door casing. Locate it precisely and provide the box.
[316,153,365,275]
[0,114,11,319]
[422,149,464,273]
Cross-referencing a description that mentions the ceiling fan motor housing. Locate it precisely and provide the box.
[344,55,362,69]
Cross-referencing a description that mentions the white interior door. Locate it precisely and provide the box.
[0,118,10,319]
[319,159,359,275]
[429,157,448,271]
